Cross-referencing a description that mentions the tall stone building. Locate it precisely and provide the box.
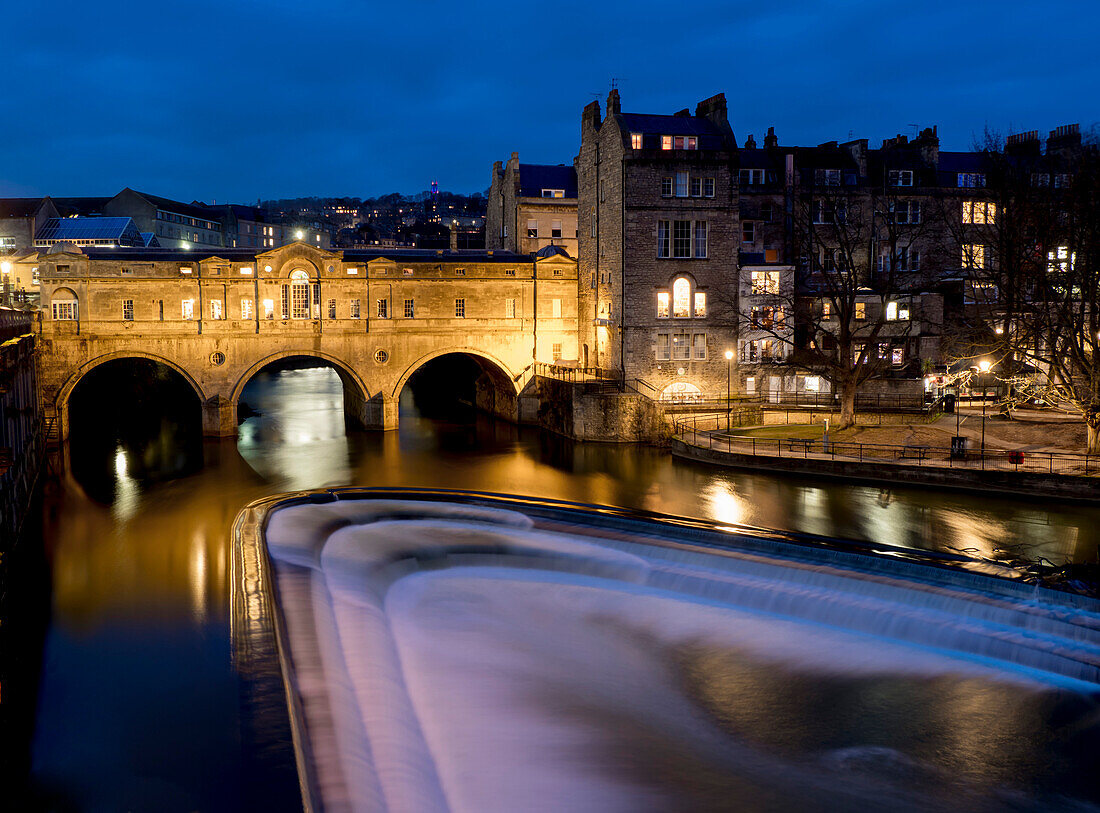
[576,90,739,398]
[487,154,578,258]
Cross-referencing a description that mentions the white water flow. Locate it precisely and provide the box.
[264,500,1100,813]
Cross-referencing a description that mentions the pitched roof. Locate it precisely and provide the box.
[51,196,112,217]
[618,112,725,137]
[126,189,222,221]
[0,198,46,219]
[517,164,577,198]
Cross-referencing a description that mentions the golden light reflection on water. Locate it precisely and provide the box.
[48,367,1100,636]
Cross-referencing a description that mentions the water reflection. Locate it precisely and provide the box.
[26,365,1100,810]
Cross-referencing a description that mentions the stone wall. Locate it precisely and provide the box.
[27,242,579,437]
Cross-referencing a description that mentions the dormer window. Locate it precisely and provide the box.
[888,169,914,187]
[815,169,842,186]
[541,189,565,198]
[631,133,643,149]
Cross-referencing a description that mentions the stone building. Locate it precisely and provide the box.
[23,241,577,437]
[487,154,578,258]
[576,90,740,399]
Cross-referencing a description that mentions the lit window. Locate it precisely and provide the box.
[1047,245,1073,273]
[179,266,193,275]
[886,301,898,321]
[403,268,413,276]
[289,270,310,318]
[347,267,358,275]
[182,299,194,320]
[350,299,361,319]
[263,299,274,319]
[455,298,466,318]
[963,244,985,269]
[240,266,253,275]
[631,133,643,149]
[541,189,565,198]
[661,135,673,150]
[892,347,905,365]
[241,298,254,319]
[962,200,996,224]
[750,271,780,295]
[657,292,670,318]
[122,299,134,321]
[821,301,832,318]
[694,292,706,317]
[31,267,39,285]
[210,299,223,320]
[377,299,388,318]
[855,302,866,320]
[805,375,820,392]
[672,278,690,317]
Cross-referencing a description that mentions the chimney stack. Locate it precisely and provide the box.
[606,88,621,115]
[744,133,757,149]
[764,127,778,149]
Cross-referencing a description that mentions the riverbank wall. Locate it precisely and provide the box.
[672,439,1100,502]
[520,376,668,442]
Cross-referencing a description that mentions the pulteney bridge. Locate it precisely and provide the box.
[24,242,580,438]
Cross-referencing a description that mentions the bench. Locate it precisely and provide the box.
[900,445,929,461]
[787,438,814,453]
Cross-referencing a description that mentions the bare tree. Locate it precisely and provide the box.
[733,178,935,428]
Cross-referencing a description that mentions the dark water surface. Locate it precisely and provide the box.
[25,367,1100,811]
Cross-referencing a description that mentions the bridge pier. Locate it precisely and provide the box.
[203,395,238,437]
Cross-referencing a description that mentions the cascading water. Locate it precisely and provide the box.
[250,496,1100,812]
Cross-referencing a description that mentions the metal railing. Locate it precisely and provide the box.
[534,363,623,384]
[674,415,1098,477]
[0,307,34,343]
[753,390,936,413]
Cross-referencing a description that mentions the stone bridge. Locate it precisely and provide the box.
[25,242,580,438]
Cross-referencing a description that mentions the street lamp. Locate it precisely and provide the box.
[724,350,734,431]
[978,359,992,460]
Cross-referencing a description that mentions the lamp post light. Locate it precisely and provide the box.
[724,350,734,431]
[978,359,992,460]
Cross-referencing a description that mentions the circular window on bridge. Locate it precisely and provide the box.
[210,352,226,366]
[374,349,389,365]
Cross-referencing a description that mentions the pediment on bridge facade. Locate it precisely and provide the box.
[256,241,343,264]
[255,241,345,276]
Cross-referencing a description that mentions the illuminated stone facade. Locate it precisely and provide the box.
[576,90,740,399]
[25,242,577,437]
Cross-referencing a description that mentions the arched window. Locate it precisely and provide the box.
[289,270,310,319]
[51,287,78,321]
[672,277,690,317]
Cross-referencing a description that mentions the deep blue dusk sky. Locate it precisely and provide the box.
[4,0,1097,202]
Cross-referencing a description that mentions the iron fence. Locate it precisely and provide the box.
[674,415,1098,477]
[0,307,33,343]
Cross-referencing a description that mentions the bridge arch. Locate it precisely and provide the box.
[56,350,207,441]
[392,347,521,400]
[231,349,375,431]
